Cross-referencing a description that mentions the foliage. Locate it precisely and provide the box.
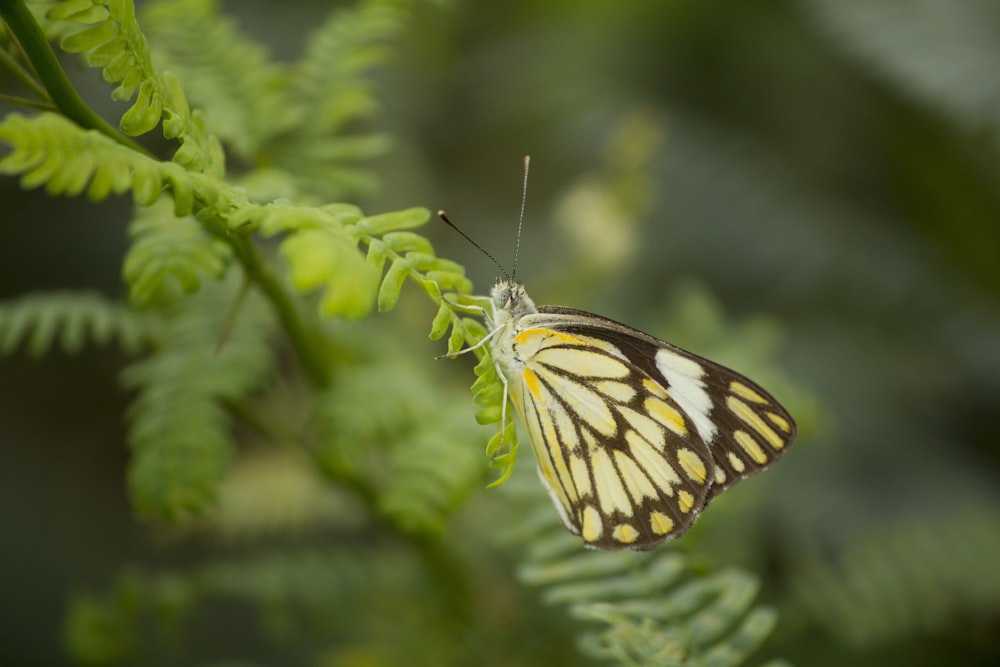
[511,478,784,667]
[0,289,148,356]
[20,0,1000,666]
[791,508,1000,647]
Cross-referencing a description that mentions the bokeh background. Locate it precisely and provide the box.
[2,0,999,665]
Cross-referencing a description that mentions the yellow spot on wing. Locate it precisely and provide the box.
[625,430,680,493]
[522,397,574,519]
[572,334,627,360]
[612,523,639,544]
[650,512,674,536]
[515,329,584,348]
[582,505,603,542]
[595,380,637,403]
[538,347,630,378]
[614,450,657,502]
[730,381,767,404]
[734,429,768,464]
[678,490,695,513]
[569,455,592,497]
[550,374,617,437]
[766,411,792,433]
[523,368,543,402]
[642,377,669,400]
[677,447,708,484]
[592,448,631,515]
[644,397,687,436]
[727,396,784,450]
[619,405,666,450]
[727,451,747,473]
[714,467,727,484]
[553,405,580,452]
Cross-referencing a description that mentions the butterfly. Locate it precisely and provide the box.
[443,159,796,550]
[478,279,796,550]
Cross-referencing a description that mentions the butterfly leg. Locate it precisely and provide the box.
[441,293,491,317]
[437,325,500,360]
[494,357,511,449]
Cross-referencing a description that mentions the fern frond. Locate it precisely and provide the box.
[511,486,785,667]
[379,410,484,536]
[52,0,163,135]
[314,327,487,537]
[243,203,464,321]
[140,0,291,160]
[0,112,225,213]
[0,290,148,356]
[122,199,232,307]
[266,0,408,198]
[792,508,1000,647]
[121,280,275,520]
[65,546,430,664]
[472,350,520,487]
[47,0,222,172]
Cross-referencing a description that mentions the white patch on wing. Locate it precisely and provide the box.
[655,348,717,443]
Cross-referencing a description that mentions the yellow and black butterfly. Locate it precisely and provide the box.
[443,159,796,551]
[483,279,796,550]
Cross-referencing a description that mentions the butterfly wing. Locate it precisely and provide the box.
[504,306,796,550]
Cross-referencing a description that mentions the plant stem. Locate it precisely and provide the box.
[0,24,50,101]
[0,93,56,110]
[1,0,330,389]
[0,0,152,157]
[229,234,331,388]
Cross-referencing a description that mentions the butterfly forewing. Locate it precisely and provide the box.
[500,306,796,550]
[482,279,796,551]
[503,315,710,549]
[538,307,797,491]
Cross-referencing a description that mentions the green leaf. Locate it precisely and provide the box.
[119,80,163,136]
[446,322,466,355]
[281,228,378,320]
[0,291,147,357]
[376,257,410,313]
[428,302,452,340]
[381,231,434,254]
[0,113,220,211]
[123,201,231,307]
[122,281,274,520]
[354,207,430,235]
[60,19,117,52]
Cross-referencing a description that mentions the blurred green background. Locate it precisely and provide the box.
[2,0,999,665]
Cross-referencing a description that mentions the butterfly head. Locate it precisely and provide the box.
[488,279,537,329]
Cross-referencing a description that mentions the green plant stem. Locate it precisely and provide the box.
[0,0,152,157]
[229,234,330,388]
[0,93,56,110]
[0,26,50,101]
[1,0,330,390]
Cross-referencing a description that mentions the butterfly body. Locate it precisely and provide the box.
[485,279,796,550]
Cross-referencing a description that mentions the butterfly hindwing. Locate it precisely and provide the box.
[538,307,797,491]
[503,306,796,549]
[506,313,716,549]
[481,279,796,551]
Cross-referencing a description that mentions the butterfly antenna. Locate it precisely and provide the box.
[511,154,530,282]
[438,210,509,281]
